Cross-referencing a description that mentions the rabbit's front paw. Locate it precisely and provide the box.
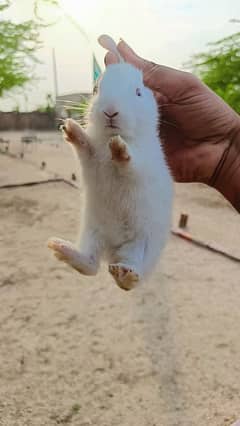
[61,118,91,149]
[109,135,130,163]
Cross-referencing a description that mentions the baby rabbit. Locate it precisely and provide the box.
[48,35,173,291]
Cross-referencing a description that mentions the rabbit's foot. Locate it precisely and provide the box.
[109,135,130,163]
[48,237,97,275]
[109,263,139,291]
[61,118,92,152]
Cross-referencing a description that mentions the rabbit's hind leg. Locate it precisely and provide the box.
[109,239,145,291]
[109,263,140,291]
[48,237,98,276]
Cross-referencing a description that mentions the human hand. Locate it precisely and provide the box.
[105,40,240,210]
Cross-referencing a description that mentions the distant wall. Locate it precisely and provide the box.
[0,111,56,131]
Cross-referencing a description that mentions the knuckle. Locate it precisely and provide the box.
[183,72,201,89]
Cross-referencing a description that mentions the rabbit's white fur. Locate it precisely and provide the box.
[48,46,173,291]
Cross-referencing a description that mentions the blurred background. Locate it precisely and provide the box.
[1,2,240,426]
[1,0,240,171]
[1,0,240,116]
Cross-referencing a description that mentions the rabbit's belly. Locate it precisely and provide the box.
[95,195,139,245]
[89,181,155,247]
[85,162,172,249]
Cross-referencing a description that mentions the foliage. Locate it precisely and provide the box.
[64,98,89,124]
[0,0,41,97]
[33,0,60,26]
[65,98,89,114]
[189,32,240,113]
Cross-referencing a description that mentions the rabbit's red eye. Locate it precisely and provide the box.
[136,88,142,97]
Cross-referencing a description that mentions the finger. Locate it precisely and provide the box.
[153,91,169,106]
[117,39,197,98]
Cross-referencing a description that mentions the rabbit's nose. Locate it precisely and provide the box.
[103,110,119,118]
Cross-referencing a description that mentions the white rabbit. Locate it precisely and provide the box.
[48,34,173,291]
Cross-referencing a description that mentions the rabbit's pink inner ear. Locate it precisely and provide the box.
[105,52,119,66]
[98,34,123,63]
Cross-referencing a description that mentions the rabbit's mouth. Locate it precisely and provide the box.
[105,124,119,129]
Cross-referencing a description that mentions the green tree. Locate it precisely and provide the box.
[0,0,41,97]
[189,32,240,113]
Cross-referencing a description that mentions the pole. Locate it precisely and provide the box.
[52,47,59,101]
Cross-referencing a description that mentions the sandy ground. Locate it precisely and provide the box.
[0,131,240,426]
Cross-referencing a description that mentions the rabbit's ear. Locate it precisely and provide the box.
[98,34,124,63]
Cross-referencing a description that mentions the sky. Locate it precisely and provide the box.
[1,0,240,111]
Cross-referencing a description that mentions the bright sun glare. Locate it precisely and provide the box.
[59,0,101,31]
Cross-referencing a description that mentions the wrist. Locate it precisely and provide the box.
[212,122,240,212]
